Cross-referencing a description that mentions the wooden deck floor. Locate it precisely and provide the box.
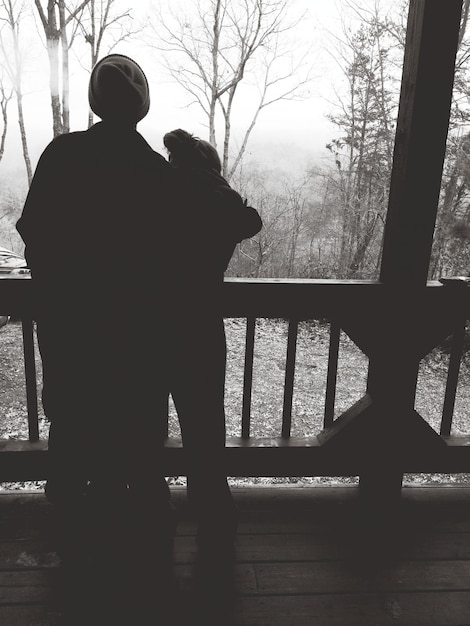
[0,484,470,625]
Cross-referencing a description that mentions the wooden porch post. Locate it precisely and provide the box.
[380,0,463,286]
[361,0,463,505]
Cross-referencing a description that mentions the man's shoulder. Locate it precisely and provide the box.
[36,130,88,167]
[41,130,86,151]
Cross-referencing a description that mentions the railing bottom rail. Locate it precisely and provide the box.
[1,434,470,483]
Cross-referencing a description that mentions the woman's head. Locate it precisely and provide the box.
[163,129,222,173]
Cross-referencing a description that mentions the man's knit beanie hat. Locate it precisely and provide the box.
[88,54,150,124]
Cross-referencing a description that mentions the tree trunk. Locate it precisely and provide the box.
[0,90,10,163]
[209,0,221,149]
[222,108,230,178]
[58,0,70,133]
[47,35,63,137]
[16,92,32,185]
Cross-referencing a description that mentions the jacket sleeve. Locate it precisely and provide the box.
[202,184,262,272]
[16,138,64,278]
[213,186,262,243]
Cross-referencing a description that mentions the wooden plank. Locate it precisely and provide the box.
[0,571,57,604]
[235,591,470,626]
[0,607,60,626]
[175,534,340,563]
[254,560,470,594]
[2,562,469,624]
[20,318,39,443]
[3,434,470,479]
[175,532,470,563]
[0,542,59,569]
[231,484,470,511]
[281,318,298,438]
[1,275,470,319]
[175,562,258,594]
[380,0,463,285]
[0,488,469,626]
[4,484,470,529]
[0,276,34,317]
[242,316,256,438]
[324,321,340,427]
[441,319,467,436]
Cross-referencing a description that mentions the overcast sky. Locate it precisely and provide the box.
[1,0,400,176]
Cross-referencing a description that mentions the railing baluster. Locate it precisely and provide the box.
[281,318,298,439]
[21,317,39,442]
[324,320,340,428]
[241,316,256,438]
[440,318,467,437]
[164,395,170,439]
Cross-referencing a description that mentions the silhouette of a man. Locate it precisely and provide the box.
[17,54,178,622]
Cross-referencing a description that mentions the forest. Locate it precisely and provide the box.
[0,0,469,281]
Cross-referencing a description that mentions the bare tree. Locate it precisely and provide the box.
[323,2,403,279]
[430,132,470,277]
[459,0,470,47]
[0,0,32,183]
[227,163,321,278]
[334,0,470,280]
[76,0,137,127]
[226,163,286,276]
[149,0,312,181]
[281,175,311,278]
[0,73,12,163]
[34,0,90,136]
[245,193,288,277]
[429,0,470,278]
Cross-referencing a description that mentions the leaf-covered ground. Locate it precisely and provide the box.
[1,318,469,491]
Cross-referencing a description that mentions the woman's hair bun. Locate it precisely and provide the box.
[163,128,222,173]
[163,129,198,155]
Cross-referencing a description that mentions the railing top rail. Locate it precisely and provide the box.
[0,276,468,319]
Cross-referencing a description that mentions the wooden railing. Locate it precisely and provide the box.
[1,276,470,483]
